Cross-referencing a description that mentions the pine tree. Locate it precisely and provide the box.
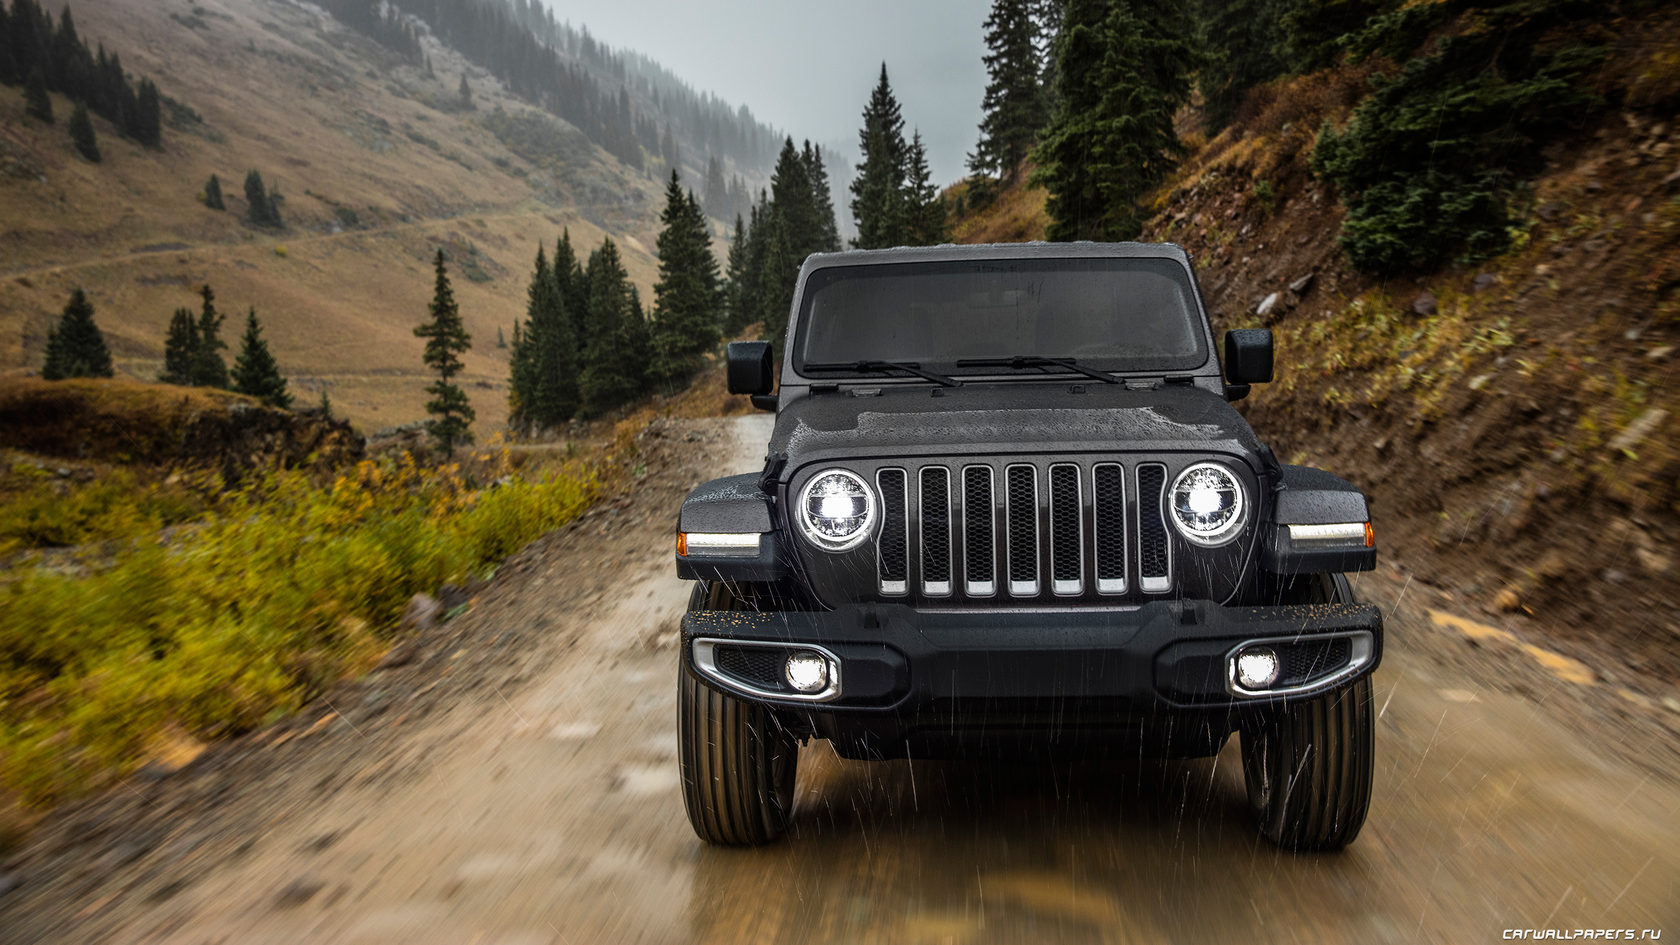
[971,0,1049,180]
[650,171,723,384]
[702,154,728,218]
[510,244,579,431]
[722,213,749,334]
[457,72,474,110]
[244,169,281,228]
[41,288,113,380]
[69,100,99,161]
[553,229,586,351]
[496,325,506,348]
[905,131,948,246]
[134,77,161,147]
[801,142,842,254]
[191,284,229,388]
[204,173,224,210]
[160,306,198,384]
[850,64,909,249]
[318,385,333,419]
[24,66,51,122]
[1034,0,1195,242]
[1198,0,1288,131]
[578,238,646,416]
[414,249,475,455]
[231,308,291,407]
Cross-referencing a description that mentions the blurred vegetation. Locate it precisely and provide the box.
[0,447,598,806]
[1311,0,1613,273]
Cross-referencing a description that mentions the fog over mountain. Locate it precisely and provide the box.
[545,0,987,188]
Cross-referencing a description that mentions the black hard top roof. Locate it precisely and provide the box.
[799,241,1193,271]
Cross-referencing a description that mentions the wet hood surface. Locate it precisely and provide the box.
[769,382,1262,468]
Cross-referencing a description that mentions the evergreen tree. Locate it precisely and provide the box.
[801,142,842,254]
[905,131,948,246]
[971,0,1049,180]
[702,154,728,218]
[722,213,749,334]
[25,65,51,122]
[134,77,161,147]
[850,63,909,249]
[414,249,475,455]
[41,288,113,380]
[578,238,646,416]
[1282,0,1399,73]
[650,171,723,384]
[191,284,229,388]
[1197,0,1289,131]
[160,306,199,384]
[318,385,333,419]
[1034,0,1195,242]
[68,99,98,161]
[509,244,579,431]
[553,229,587,352]
[457,72,474,109]
[231,308,291,407]
[496,325,506,348]
[204,173,224,210]
[244,169,281,228]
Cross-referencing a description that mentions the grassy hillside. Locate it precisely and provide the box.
[0,0,680,432]
[950,8,1680,679]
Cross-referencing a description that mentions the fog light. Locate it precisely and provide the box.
[784,651,831,693]
[1235,647,1280,690]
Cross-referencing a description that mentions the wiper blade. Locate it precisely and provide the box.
[803,359,962,387]
[955,355,1120,384]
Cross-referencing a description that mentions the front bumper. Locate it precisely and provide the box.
[681,599,1382,757]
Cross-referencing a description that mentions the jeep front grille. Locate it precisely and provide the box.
[879,460,1178,601]
[876,468,908,595]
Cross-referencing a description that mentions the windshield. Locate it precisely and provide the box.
[794,257,1208,376]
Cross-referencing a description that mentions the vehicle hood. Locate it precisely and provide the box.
[769,382,1262,471]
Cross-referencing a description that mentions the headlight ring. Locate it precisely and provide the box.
[796,468,876,552]
[1169,462,1247,547]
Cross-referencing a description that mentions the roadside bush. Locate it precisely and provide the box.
[1311,0,1610,273]
[0,449,598,805]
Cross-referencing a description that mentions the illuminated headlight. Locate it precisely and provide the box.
[784,651,832,693]
[1169,462,1246,546]
[1234,646,1280,690]
[796,469,876,551]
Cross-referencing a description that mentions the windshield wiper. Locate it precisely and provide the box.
[955,355,1120,384]
[803,359,962,387]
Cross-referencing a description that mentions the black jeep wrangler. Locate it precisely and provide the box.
[674,242,1380,851]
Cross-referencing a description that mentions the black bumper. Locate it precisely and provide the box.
[680,599,1382,758]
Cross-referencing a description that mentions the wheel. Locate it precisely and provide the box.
[678,582,799,845]
[1240,573,1374,851]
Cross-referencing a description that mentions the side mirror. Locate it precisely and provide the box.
[726,341,774,395]
[1224,329,1274,384]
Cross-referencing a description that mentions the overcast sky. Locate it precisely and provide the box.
[545,1,988,187]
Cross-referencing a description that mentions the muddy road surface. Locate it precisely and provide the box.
[3,416,1677,944]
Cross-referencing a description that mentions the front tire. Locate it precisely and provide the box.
[1241,573,1375,850]
[678,583,799,846]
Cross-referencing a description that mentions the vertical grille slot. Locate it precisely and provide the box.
[1005,464,1040,596]
[1093,463,1127,594]
[1137,463,1172,593]
[962,465,996,596]
[919,466,952,596]
[1048,463,1083,595]
[876,468,908,595]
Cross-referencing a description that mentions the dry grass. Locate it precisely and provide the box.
[0,0,679,434]
[948,170,1051,244]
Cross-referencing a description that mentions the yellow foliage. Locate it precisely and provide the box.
[0,450,599,806]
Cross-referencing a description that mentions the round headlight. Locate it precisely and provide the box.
[796,469,876,551]
[1169,462,1246,546]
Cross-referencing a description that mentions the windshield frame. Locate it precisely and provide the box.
[787,254,1217,384]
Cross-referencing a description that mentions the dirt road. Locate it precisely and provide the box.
[3,416,1677,944]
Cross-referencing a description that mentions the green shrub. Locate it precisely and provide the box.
[1311,0,1610,273]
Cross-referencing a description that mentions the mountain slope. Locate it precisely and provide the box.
[0,0,680,431]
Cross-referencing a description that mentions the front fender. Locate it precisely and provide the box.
[675,473,787,582]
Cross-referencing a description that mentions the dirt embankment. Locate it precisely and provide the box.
[1122,19,1680,684]
[0,377,364,476]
